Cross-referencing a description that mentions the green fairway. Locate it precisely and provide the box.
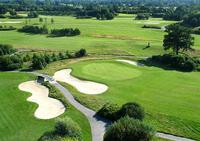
[0,72,91,141]
[0,14,188,56]
[65,59,200,140]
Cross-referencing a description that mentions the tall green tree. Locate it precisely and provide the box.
[163,24,194,55]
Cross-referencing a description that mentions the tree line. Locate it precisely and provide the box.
[18,25,81,37]
[0,44,86,71]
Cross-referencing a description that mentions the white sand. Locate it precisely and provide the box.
[53,69,108,95]
[18,81,65,119]
[0,21,22,24]
[117,59,143,66]
[135,21,161,25]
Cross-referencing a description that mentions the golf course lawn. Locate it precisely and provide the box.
[63,59,200,140]
[0,14,194,57]
[0,72,91,141]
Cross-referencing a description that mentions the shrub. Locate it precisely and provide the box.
[0,55,23,71]
[104,117,155,141]
[18,25,48,34]
[28,11,38,18]
[97,103,120,121]
[38,132,79,141]
[75,49,86,58]
[150,54,199,72]
[0,44,16,56]
[54,117,81,139]
[50,28,81,37]
[0,25,16,31]
[32,54,47,70]
[135,13,150,20]
[39,117,82,141]
[118,102,145,120]
[142,25,161,29]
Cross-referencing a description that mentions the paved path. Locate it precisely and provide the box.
[16,71,196,141]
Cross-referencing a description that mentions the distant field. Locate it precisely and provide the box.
[63,59,200,140]
[0,14,191,56]
[0,72,91,141]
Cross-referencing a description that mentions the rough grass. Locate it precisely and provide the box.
[65,59,200,140]
[0,72,91,141]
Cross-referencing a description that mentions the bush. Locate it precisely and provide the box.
[104,117,155,141]
[142,25,161,29]
[39,117,82,141]
[54,117,81,139]
[38,132,79,141]
[150,54,199,72]
[0,44,16,56]
[50,28,80,37]
[28,11,38,18]
[75,49,86,58]
[18,25,48,34]
[118,102,145,121]
[32,54,47,70]
[135,13,150,20]
[0,25,16,31]
[97,103,120,121]
[0,55,23,71]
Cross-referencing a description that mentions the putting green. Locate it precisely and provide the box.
[68,59,200,140]
[75,61,141,81]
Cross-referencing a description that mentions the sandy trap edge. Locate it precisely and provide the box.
[18,81,65,120]
[116,59,144,67]
[53,69,108,95]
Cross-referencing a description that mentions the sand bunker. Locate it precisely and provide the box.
[53,69,108,95]
[18,81,65,119]
[117,59,143,66]
[135,21,161,25]
[0,21,22,24]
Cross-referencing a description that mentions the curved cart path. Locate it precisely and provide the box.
[20,71,196,141]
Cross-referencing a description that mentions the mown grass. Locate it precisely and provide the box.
[0,14,192,57]
[63,59,200,140]
[0,72,91,141]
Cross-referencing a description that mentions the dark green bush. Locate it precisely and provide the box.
[0,44,16,56]
[97,103,120,121]
[28,11,38,18]
[32,54,47,70]
[18,25,48,34]
[75,49,86,58]
[151,54,199,71]
[39,117,82,141]
[50,28,80,37]
[142,25,161,29]
[54,117,82,139]
[118,102,145,120]
[104,117,155,141]
[135,13,150,20]
[0,55,23,71]
[0,25,16,31]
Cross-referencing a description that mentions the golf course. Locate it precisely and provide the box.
[1,0,200,140]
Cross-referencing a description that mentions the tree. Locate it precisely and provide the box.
[163,24,194,55]
[104,117,155,141]
[28,11,38,18]
[75,49,86,57]
[39,18,43,23]
[32,54,47,69]
[51,18,54,24]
